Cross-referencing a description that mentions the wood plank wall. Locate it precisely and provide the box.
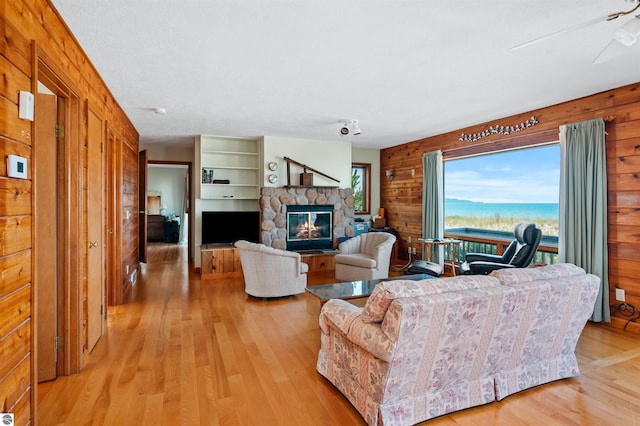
[1,0,140,422]
[381,82,640,331]
[121,136,139,297]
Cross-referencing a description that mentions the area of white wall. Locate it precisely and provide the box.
[352,147,381,221]
[140,144,194,162]
[262,136,352,187]
[147,167,188,219]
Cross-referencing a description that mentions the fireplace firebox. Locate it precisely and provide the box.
[286,205,333,251]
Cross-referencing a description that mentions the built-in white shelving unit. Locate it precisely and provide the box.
[196,135,260,200]
[194,135,262,269]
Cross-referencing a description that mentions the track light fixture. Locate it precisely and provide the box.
[352,120,361,135]
[339,120,361,136]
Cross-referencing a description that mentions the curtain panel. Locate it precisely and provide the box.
[422,151,444,264]
[559,118,610,322]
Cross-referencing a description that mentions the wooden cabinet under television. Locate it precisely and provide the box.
[201,245,243,279]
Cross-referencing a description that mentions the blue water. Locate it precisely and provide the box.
[445,198,558,219]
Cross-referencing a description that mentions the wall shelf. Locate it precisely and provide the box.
[197,136,260,200]
[202,150,258,156]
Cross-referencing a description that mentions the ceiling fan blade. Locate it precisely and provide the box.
[512,15,610,50]
[593,38,631,64]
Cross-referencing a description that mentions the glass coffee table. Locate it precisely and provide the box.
[306,274,434,303]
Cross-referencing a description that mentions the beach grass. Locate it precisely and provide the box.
[445,215,559,236]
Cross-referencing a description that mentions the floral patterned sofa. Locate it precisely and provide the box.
[316,263,600,425]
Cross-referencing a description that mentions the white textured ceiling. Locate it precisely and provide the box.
[51,0,640,149]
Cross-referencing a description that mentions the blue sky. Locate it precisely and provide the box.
[444,145,560,204]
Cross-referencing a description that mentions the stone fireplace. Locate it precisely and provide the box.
[260,187,355,251]
[285,204,333,251]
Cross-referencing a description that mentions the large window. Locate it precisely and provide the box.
[351,163,371,215]
[444,145,560,236]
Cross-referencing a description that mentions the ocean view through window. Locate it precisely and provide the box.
[444,145,560,236]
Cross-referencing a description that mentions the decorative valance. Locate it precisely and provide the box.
[459,116,539,142]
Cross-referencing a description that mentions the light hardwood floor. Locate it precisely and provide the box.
[38,243,640,425]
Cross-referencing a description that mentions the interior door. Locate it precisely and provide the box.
[87,107,105,352]
[138,150,148,262]
[35,92,58,382]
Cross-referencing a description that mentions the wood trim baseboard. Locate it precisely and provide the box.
[606,315,640,335]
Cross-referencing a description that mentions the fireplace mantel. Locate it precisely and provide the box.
[260,186,355,250]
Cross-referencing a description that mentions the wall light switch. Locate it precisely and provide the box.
[615,288,625,302]
[7,155,27,179]
[19,91,35,121]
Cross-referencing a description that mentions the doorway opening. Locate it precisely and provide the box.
[145,161,193,262]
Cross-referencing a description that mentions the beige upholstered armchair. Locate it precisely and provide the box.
[334,232,396,281]
[235,240,308,298]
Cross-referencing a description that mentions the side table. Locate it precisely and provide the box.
[418,238,462,276]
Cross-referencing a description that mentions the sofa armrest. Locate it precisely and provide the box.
[347,317,395,362]
[319,299,362,335]
[257,244,308,276]
[372,241,394,263]
[320,299,395,362]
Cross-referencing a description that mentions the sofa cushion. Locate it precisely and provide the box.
[490,263,585,285]
[361,275,501,323]
[334,253,377,268]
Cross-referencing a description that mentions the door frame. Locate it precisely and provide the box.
[139,150,148,262]
[33,44,84,377]
[147,160,193,261]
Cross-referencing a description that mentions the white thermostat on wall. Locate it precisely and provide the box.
[7,155,27,179]
[19,91,35,121]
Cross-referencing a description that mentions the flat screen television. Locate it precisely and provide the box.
[201,211,260,245]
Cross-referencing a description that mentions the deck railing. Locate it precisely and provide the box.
[442,227,559,266]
